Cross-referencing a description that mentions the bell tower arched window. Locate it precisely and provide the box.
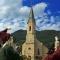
[29,26,31,31]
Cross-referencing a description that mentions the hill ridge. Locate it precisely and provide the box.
[12,30,60,48]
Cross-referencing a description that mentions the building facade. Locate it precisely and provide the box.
[22,8,48,60]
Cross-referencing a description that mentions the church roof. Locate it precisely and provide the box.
[28,7,35,24]
[0,29,10,44]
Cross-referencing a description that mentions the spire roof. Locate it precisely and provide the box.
[28,7,35,24]
[29,7,34,18]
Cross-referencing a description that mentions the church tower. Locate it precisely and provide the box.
[22,7,36,60]
[26,7,36,43]
[22,7,48,60]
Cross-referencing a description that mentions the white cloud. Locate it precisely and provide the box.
[0,0,23,33]
[0,20,20,33]
[39,23,60,31]
[36,15,60,31]
[50,16,55,23]
[0,17,27,33]
[1,0,22,7]
[33,2,47,17]
[19,6,30,18]
[19,6,30,14]
[0,0,22,19]
[0,1,60,33]
[0,6,10,18]
[0,0,5,6]
[47,10,52,15]
[19,2,47,19]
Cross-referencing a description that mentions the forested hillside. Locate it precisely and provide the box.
[12,30,60,48]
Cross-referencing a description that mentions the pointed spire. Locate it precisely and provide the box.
[29,7,34,19]
[28,7,35,24]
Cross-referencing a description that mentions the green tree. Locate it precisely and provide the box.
[4,46,20,60]
[0,46,21,60]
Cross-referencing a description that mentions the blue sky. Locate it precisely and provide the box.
[0,0,60,33]
[23,0,60,10]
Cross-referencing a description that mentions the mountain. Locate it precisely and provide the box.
[12,30,60,48]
